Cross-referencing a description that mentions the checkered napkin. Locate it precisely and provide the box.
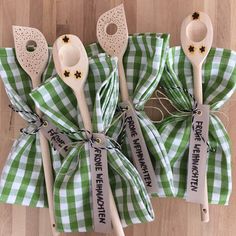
[0,48,61,207]
[86,33,175,197]
[157,47,236,204]
[30,53,154,232]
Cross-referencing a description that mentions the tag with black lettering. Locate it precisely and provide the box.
[120,101,158,194]
[89,133,112,233]
[186,104,210,204]
[40,117,71,157]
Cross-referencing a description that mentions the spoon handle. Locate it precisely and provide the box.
[109,186,125,236]
[193,65,209,222]
[75,89,124,235]
[201,182,209,222]
[38,124,59,235]
[193,65,203,104]
[118,58,129,101]
[33,76,59,236]
[75,90,93,132]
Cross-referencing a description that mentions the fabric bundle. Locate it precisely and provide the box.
[157,47,236,204]
[0,48,61,207]
[30,52,154,232]
[87,33,175,197]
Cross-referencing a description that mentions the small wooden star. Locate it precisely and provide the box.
[199,46,206,53]
[74,70,82,79]
[62,35,69,43]
[64,70,70,77]
[192,12,200,20]
[188,45,195,53]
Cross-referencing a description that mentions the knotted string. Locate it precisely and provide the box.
[145,88,196,123]
[59,129,121,150]
[56,130,121,176]
[9,103,122,178]
[146,87,230,124]
[9,104,45,134]
[9,104,122,149]
[144,87,216,152]
[114,94,194,147]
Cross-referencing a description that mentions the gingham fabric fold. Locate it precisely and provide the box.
[86,33,175,197]
[30,53,154,232]
[0,48,61,207]
[157,46,236,204]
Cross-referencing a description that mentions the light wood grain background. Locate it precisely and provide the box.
[0,0,236,235]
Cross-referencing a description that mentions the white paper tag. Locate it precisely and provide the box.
[40,118,71,157]
[120,101,158,194]
[89,133,112,233]
[186,104,210,204]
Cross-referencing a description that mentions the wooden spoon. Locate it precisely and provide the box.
[53,34,124,236]
[96,4,129,101]
[12,26,59,235]
[97,4,159,195]
[181,12,213,223]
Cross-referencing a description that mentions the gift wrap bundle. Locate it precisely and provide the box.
[158,47,236,204]
[0,5,235,236]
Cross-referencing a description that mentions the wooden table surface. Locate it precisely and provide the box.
[0,0,236,235]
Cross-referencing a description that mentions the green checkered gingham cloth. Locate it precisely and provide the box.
[30,53,154,232]
[86,33,175,197]
[0,48,61,207]
[157,46,236,204]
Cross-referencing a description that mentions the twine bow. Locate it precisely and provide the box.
[144,87,216,152]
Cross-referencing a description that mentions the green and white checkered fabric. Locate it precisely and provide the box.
[86,33,175,197]
[157,46,236,204]
[0,48,61,207]
[30,53,154,232]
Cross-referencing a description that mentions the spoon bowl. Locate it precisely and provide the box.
[53,35,89,94]
[13,25,48,86]
[181,11,213,67]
